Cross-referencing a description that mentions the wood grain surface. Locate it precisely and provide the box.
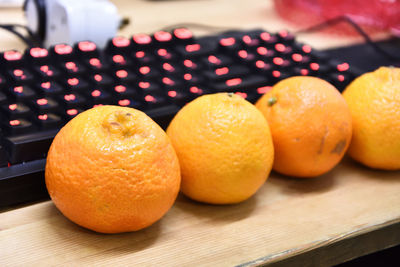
[1,157,400,266]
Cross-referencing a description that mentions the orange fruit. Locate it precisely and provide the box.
[45,105,181,233]
[343,67,400,170]
[166,93,274,204]
[256,76,352,177]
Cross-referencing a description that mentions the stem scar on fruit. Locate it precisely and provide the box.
[268,96,277,106]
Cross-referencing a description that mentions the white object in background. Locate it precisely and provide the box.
[0,0,24,7]
[24,0,121,48]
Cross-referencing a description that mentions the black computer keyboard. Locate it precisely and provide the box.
[0,28,361,207]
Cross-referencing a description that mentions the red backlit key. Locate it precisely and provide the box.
[238,50,260,66]
[329,72,352,88]
[137,65,161,79]
[61,108,83,120]
[83,57,109,72]
[204,65,250,82]
[105,36,132,54]
[86,89,112,104]
[3,118,34,135]
[0,50,23,68]
[75,41,99,57]
[153,31,173,45]
[155,48,176,61]
[60,61,87,75]
[176,39,217,58]
[34,64,61,79]
[30,97,59,113]
[187,85,209,99]
[50,44,74,61]
[89,73,114,87]
[137,80,161,94]
[203,54,234,68]
[277,30,295,44]
[254,60,273,72]
[161,62,182,76]
[34,113,62,129]
[160,76,183,91]
[182,59,201,72]
[133,50,156,65]
[59,93,86,108]
[7,68,34,84]
[173,28,193,43]
[116,98,141,109]
[24,47,49,64]
[241,34,260,48]
[7,85,36,101]
[111,54,132,68]
[211,75,267,93]
[218,37,240,52]
[36,81,63,95]
[166,89,190,106]
[182,73,204,87]
[114,69,137,84]
[132,33,153,49]
[112,84,136,98]
[142,94,166,109]
[259,32,278,46]
[1,103,31,119]
[63,77,90,92]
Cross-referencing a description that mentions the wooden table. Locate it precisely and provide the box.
[1,0,399,266]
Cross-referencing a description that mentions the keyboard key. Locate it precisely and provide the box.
[2,118,35,136]
[172,28,194,44]
[0,50,23,68]
[143,94,166,109]
[114,69,137,84]
[88,73,114,87]
[7,85,36,101]
[110,54,133,68]
[211,75,267,93]
[84,57,109,72]
[2,129,58,163]
[25,47,50,64]
[137,80,161,94]
[30,97,59,113]
[63,77,90,92]
[75,41,99,57]
[34,64,61,79]
[132,33,153,49]
[7,68,34,84]
[86,89,112,105]
[50,44,74,61]
[204,65,250,82]
[105,36,132,55]
[36,81,64,95]
[1,103,31,119]
[166,89,190,106]
[59,61,87,75]
[112,84,137,98]
[34,113,63,129]
[153,31,173,46]
[59,93,87,109]
[116,98,142,109]
[61,108,83,120]
[137,65,162,79]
